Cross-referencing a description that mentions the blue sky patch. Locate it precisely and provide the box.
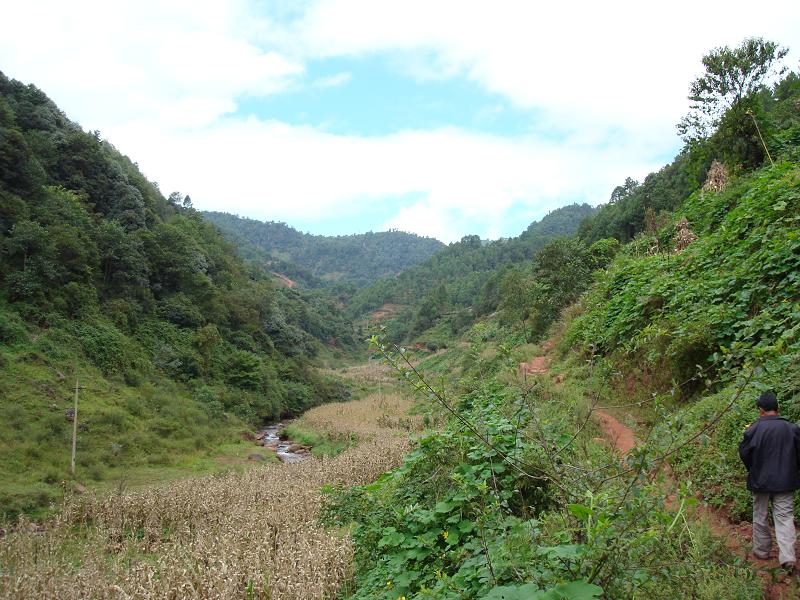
[237,55,538,137]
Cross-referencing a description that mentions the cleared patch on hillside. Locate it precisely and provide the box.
[369,302,402,322]
[270,271,297,288]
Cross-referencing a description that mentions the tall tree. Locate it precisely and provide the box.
[678,37,787,148]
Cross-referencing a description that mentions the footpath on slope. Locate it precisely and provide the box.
[522,339,798,599]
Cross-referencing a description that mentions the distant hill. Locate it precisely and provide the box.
[202,212,445,288]
[346,203,597,337]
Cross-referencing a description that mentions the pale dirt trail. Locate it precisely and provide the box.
[525,339,798,599]
[519,338,555,376]
[592,410,637,455]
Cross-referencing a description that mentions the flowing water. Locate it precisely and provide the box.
[258,423,308,463]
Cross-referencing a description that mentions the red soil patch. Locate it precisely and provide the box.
[270,272,296,288]
[519,355,550,376]
[370,303,402,321]
[519,339,556,376]
[593,410,637,455]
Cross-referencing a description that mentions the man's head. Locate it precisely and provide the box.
[757,391,779,415]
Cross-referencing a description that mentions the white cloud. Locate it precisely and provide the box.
[285,0,800,129]
[314,72,352,88]
[107,118,664,242]
[0,0,303,129]
[2,1,799,242]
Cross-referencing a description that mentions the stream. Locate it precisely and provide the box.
[256,423,309,463]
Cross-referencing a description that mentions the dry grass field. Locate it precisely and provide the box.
[299,390,422,440]
[319,361,397,390]
[0,390,415,599]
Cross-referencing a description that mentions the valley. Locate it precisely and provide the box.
[1,34,799,600]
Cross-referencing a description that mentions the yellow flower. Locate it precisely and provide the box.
[442,530,449,540]
[386,580,393,588]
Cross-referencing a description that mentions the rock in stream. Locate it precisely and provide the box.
[258,423,308,463]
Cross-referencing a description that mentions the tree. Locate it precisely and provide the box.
[498,268,533,340]
[168,191,184,207]
[4,220,50,272]
[527,238,592,338]
[678,38,788,144]
[609,177,639,205]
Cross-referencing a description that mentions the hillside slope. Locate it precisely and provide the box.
[326,54,799,600]
[347,202,596,340]
[202,211,444,288]
[566,161,800,517]
[0,72,353,517]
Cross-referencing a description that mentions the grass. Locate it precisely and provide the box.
[0,333,276,520]
[282,424,354,457]
[91,439,281,491]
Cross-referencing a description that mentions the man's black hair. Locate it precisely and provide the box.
[757,391,778,412]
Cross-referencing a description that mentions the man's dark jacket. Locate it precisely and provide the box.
[739,415,800,493]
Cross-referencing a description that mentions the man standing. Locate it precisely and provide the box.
[739,392,800,571]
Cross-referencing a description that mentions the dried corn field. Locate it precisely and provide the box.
[299,391,423,440]
[318,361,396,390]
[0,392,414,600]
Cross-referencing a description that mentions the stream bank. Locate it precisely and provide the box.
[254,422,311,463]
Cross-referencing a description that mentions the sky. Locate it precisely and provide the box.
[2,1,799,242]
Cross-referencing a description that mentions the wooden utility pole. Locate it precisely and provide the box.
[377,356,383,401]
[71,372,79,475]
[747,108,775,166]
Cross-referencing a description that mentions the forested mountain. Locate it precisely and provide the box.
[0,71,354,516]
[347,202,596,340]
[202,211,444,288]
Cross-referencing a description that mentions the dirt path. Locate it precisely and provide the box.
[270,271,297,288]
[519,339,555,376]
[526,338,798,598]
[599,411,798,598]
[593,410,637,455]
[597,412,798,597]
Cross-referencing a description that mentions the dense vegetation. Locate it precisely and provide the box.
[0,71,355,517]
[322,38,800,599]
[569,161,800,518]
[348,203,596,341]
[203,211,444,288]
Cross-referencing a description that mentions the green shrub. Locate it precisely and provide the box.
[221,350,263,390]
[0,307,27,344]
[0,483,58,520]
[156,293,205,328]
[67,321,129,375]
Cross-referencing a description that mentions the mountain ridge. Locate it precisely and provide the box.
[202,211,445,288]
